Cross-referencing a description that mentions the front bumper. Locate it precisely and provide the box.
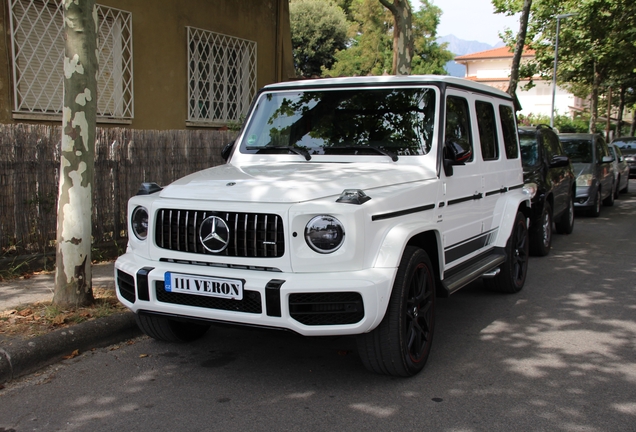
[573,184,597,210]
[115,252,396,337]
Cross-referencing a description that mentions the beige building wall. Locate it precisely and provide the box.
[0,0,295,129]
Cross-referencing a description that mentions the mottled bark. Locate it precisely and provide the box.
[507,0,532,109]
[588,63,601,134]
[53,0,98,307]
[379,0,413,75]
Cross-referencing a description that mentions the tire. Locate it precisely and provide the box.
[555,194,574,235]
[357,246,435,377]
[603,182,615,206]
[614,176,621,198]
[621,178,629,193]
[484,211,529,294]
[529,202,552,256]
[135,313,210,342]
[589,189,601,217]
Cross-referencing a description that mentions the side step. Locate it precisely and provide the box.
[441,250,506,296]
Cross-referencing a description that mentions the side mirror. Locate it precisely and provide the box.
[443,138,472,177]
[549,155,570,168]
[221,140,235,162]
[601,155,614,163]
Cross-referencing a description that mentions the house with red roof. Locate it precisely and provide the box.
[454,46,585,119]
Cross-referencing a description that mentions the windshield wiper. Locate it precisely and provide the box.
[325,146,398,162]
[246,145,311,161]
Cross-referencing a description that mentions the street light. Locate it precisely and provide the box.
[550,13,577,128]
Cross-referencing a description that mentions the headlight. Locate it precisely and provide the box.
[576,174,594,187]
[304,215,345,254]
[523,182,537,199]
[131,206,149,240]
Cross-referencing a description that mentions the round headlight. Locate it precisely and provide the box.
[305,215,345,254]
[131,206,149,240]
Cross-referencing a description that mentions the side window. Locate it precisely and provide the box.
[542,131,557,161]
[445,96,473,162]
[475,101,499,161]
[499,105,519,159]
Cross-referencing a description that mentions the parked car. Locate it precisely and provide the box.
[611,136,636,178]
[519,125,575,256]
[607,142,630,195]
[560,133,615,217]
[115,76,532,377]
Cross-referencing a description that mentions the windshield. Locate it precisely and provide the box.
[519,135,539,167]
[561,139,593,163]
[240,87,437,157]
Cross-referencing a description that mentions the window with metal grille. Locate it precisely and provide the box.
[8,0,134,121]
[187,27,256,125]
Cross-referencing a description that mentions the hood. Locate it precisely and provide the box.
[572,163,593,178]
[158,162,436,203]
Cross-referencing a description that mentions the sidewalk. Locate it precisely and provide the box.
[0,261,141,384]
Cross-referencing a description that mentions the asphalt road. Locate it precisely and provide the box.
[1,181,635,432]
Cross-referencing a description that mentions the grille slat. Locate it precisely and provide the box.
[155,209,285,258]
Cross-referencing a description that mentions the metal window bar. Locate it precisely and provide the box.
[8,0,134,119]
[187,26,256,123]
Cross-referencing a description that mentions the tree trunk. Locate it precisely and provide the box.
[53,0,98,307]
[616,86,626,137]
[588,63,601,134]
[379,0,413,75]
[507,0,532,109]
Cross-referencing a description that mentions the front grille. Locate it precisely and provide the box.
[289,292,364,326]
[155,209,284,258]
[117,270,136,303]
[155,281,262,314]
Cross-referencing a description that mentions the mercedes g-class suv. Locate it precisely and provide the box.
[115,76,531,377]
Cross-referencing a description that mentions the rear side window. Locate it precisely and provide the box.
[475,101,498,160]
[499,105,519,159]
[445,96,473,162]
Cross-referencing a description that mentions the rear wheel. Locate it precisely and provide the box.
[357,246,435,377]
[603,182,615,206]
[589,189,601,217]
[529,202,552,256]
[484,211,529,293]
[135,313,210,342]
[555,194,574,234]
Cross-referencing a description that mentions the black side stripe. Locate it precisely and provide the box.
[485,187,508,197]
[372,204,435,221]
[448,193,483,206]
[508,184,524,190]
[444,230,497,263]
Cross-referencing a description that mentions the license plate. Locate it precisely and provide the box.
[164,272,244,300]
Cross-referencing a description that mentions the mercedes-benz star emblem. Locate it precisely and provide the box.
[199,216,230,253]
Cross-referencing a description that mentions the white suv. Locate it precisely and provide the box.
[115,76,531,377]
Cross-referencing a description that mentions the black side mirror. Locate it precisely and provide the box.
[549,155,570,168]
[443,138,472,176]
[221,140,235,162]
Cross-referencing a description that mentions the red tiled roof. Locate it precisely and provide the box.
[455,46,535,61]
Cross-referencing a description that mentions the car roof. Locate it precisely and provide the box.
[611,136,636,143]
[261,75,513,100]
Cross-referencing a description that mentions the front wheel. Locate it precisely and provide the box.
[357,246,436,377]
[484,211,529,293]
[555,194,574,234]
[529,202,552,256]
[589,189,601,217]
[603,182,615,206]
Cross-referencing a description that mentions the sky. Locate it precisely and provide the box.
[417,0,520,46]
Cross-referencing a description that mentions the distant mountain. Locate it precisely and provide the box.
[437,35,506,77]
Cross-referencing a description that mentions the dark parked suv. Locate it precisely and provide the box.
[560,133,615,217]
[519,125,575,256]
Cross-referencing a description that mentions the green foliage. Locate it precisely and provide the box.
[517,112,590,133]
[322,0,451,77]
[290,0,349,78]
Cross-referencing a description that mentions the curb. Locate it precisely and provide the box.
[0,312,142,384]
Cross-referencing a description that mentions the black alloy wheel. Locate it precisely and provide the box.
[357,246,436,377]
